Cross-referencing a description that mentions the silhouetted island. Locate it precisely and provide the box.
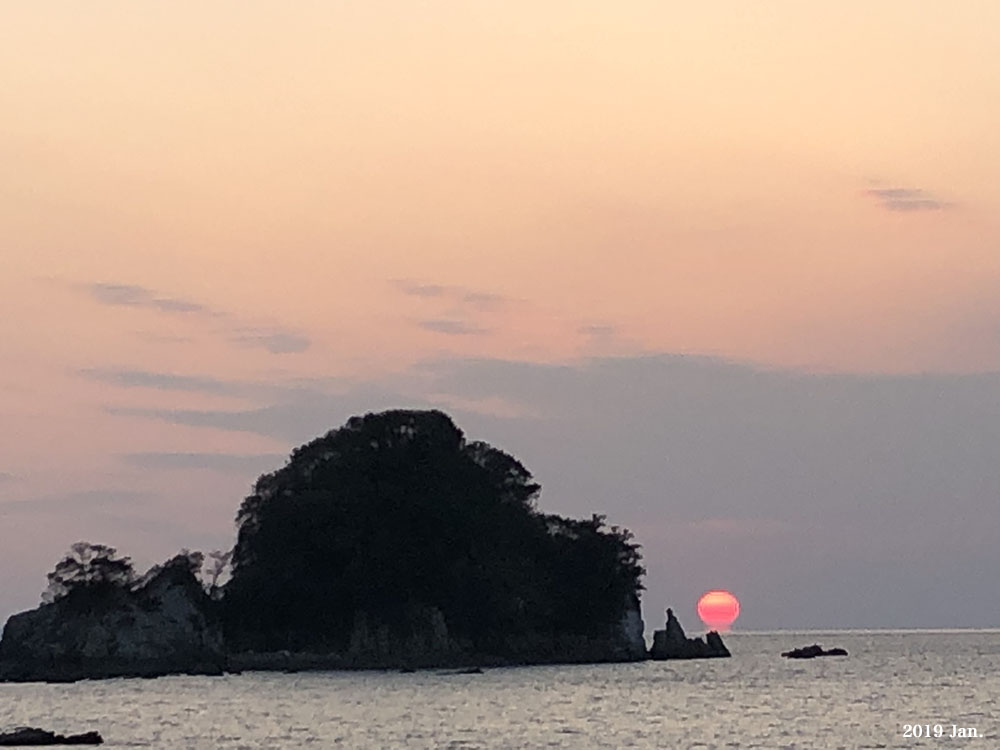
[0,410,650,681]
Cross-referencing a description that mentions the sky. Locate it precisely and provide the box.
[2,1,1000,632]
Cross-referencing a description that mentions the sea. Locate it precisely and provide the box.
[1,630,996,749]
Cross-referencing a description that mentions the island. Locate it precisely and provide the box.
[1,409,652,681]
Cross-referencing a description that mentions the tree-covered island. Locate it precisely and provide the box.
[0,410,648,680]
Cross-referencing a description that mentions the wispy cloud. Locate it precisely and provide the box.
[0,472,16,484]
[0,489,151,516]
[92,371,364,432]
[82,368,246,396]
[87,283,206,313]
[395,280,449,298]
[393,279,508,308]
[579,323,619,339]
[394,279,506,336]
[575,322,646,358]
[229,330,311,354]
[459,291,505,311]
[419,319,487,336]
[104,382,431,443]
[82,368,336,403]
[121,452,285,473]
[133,331,195,345]
[82,280,311,355]
[867,187,950,212]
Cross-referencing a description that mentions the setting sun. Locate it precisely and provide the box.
[697,590,741,631]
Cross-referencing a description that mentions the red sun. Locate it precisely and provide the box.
[697,590,740,631]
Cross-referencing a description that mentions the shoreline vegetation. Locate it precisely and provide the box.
[0,409,726,683]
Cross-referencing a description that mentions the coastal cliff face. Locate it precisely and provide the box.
[231,598,647,671]
[0,566,223,682]
[1,593,646,681]
[617,595,647,660]
[1,579,645,680]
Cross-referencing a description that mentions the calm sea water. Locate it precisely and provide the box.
[1,630,996,748]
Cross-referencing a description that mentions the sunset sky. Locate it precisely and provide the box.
[3,2,999,630]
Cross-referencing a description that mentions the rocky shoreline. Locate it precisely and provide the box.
[0,639,653,683]
[0,583,660,683]
[1,590,730,683]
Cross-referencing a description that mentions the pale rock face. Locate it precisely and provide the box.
[0,566,223,682]
[618,598,647,659]
[346,605,463,668]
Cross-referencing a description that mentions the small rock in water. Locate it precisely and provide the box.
[0,727,103,745]
[781,644,848,659]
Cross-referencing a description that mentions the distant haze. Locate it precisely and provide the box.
[2,2,999,630]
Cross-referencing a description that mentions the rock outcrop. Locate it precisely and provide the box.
[0,727,102,745]
[649,608,730,659]
[781,644,847,659]
[0,564,223,683]
[617,595,648,660]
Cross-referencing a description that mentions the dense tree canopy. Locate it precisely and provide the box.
[43,542,136,604]
[225,410,644,654]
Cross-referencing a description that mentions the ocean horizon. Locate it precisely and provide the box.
[2,628,995,748]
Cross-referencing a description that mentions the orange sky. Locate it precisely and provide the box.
[4,2,1000,378]
[2,2,1000,625]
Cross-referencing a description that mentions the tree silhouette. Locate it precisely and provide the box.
[42,542,136,604]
